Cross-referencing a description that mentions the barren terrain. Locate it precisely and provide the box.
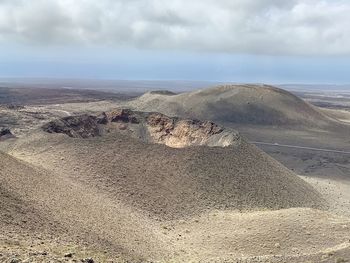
[1,83,350,262]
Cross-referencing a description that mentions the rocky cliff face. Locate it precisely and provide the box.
[42,109,241,148]
[145,113,238,148]
[42,115,101,138]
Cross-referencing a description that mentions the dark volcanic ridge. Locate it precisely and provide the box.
[42,114,103,139]
[42,109,240,148]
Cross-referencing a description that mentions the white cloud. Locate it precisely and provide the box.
[0,0,349,55]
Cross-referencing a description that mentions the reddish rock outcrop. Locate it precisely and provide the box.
[145,113,228,147]
[42,109,240,148]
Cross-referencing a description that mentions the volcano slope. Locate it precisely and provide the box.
[0,150,173,262]
[9,129,323,219]
[2,110,350,262]
[128,84,340,128]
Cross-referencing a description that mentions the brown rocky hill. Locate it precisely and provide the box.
[128,84,338,127]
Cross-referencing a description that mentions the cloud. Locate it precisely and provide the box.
[0,0,349,55]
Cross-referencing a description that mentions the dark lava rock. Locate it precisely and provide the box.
[106,109,140,124]
[0,128,12,137]
[0,128,15,140]
[81,258,94,263]
[5,104,24,110]
[42,115,102,138]
[64,252,73,258]
[96,112,108,124]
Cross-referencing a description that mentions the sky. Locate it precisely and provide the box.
[0,0,349,84]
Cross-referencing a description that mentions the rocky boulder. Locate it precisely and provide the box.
[0,128,15,140]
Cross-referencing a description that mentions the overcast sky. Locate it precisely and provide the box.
[0,0,349,83]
